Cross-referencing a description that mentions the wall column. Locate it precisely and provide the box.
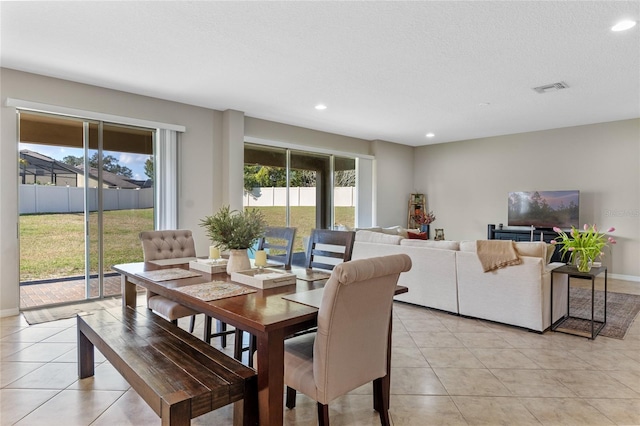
[0,102,20,316]
[221,109,245,211]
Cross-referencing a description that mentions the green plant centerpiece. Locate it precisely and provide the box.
[200,205,267,274]
[552,224,616,272]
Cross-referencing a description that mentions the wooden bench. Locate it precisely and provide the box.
[77,306,257,426]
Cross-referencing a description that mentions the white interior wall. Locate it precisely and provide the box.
[371,139,416,227]
[1,69,410,316]
[3,68,635,317]
[415,119,640,280]
[245,117,371,155]
[0,69,220,315]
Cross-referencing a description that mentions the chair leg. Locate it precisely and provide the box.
[233,329,244,361]
[217,320,227,347]
[204,315,212,344]
[188,315,196,333]
[233,329,258,367]
[317,402,330,426]
[248,334,257,367]
[373,377,390,426]
[285,386,297,409]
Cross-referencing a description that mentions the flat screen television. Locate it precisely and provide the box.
[508,190,579,229]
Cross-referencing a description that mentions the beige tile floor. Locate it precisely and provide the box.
[1,277,640,425]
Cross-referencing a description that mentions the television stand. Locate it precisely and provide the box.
[487,224,566,263]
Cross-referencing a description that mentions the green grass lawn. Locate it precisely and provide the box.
[19,206,354,281]
[20,209,153,282]
[252,206,354,252]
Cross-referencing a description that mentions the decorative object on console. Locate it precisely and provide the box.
[434,228,445,240]
[552,224,616,272]
[408,193,425,228]
[199,205,266,274]
[408,193,435,238]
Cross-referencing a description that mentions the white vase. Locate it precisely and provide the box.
[227,249,251,275]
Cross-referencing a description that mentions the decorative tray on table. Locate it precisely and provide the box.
[231,268,297,289]
[189,258,228,274]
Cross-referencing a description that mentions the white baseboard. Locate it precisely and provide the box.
[609,273,640,283]
[0,308,20,318]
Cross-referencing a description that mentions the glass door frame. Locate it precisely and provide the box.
[17,110,158,307]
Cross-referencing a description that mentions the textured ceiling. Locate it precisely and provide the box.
[1,1,639,146]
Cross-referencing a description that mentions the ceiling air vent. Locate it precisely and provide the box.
[532,81,569,94]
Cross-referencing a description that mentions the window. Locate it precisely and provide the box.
[244,143,363,257]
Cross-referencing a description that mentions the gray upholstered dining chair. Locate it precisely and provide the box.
[140,230,235,346]
[233,226,297,366]
[277,254,412,425]
[139,230,200,333]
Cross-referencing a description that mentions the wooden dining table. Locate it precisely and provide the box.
[112,260,407,426]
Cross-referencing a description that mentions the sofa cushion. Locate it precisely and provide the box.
[407,231,427,240]
[513,242,548,260]
[460,240,552,262]
[459,240,477,252]
[545,243,556,264]
[355,226,382,233]
[380,226,402,235]
[354,230,402,245]
[401,240,460,251]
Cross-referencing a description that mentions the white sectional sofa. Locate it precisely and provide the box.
[351,230,568,332]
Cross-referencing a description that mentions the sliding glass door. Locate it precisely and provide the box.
[334,156,356,230]
[18,111,154,308]
[244,143,358,260]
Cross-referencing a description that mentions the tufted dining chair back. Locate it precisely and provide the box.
[282,254,412,425]
[138,229,199,335]
[139,229,196,261]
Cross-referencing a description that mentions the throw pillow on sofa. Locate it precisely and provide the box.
[407,231,428,240]
[355,230,403,245]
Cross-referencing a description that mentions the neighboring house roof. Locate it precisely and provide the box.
[76,165,141,189]
[20,149,83,175]
[20,149,143,189]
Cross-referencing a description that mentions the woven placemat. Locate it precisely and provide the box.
[174,281,256,301]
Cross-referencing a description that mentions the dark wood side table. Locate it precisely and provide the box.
[551,264,607,339]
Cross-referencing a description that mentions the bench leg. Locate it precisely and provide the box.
[233,373,258,426]
[77,322,95,379]
[161,396,191,426]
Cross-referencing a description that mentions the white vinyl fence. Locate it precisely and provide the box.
[19,185,154,214]
[20,185,354,214]
[244,187,355,207]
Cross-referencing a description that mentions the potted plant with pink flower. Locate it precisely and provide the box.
[413,210,436,233]
[552,224,616,272]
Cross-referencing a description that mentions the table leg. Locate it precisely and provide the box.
[77,321,94,379]
[604,269,608,323]
[121,275,137,309]
[591,276,596,339]
[256,329,285,426]
[550,272,554,329]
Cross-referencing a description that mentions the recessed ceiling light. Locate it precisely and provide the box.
[611,20,637,31]
[315,104,327,110]
[425,133,435,138]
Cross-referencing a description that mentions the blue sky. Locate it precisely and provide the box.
[20,143,150,180]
